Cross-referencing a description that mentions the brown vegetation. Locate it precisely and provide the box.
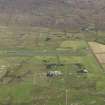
[0,0,105,30]
[89,42,105,64]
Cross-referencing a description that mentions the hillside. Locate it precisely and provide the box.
[0,0,105,30]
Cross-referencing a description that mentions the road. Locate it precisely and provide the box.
[0,49,87,56]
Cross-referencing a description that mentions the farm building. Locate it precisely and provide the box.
[47,71,62,77]
[77,69,88,73]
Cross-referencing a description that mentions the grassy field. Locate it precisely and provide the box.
[0,35,105,105]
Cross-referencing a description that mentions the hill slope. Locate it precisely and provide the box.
[0,0,105,30]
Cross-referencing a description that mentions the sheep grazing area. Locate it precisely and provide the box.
[0,26,105,105]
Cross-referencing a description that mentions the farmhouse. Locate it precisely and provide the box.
[47,71,62,77]
[77,69,88,73]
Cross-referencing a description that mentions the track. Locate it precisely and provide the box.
[0,49,87,56]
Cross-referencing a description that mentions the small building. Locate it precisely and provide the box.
[77,69,88,73]
[47,71,63,77]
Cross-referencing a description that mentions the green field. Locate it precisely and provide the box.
[0,0,105,104]
[0,35,105,105]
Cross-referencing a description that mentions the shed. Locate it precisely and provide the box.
[47,71,62,77]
